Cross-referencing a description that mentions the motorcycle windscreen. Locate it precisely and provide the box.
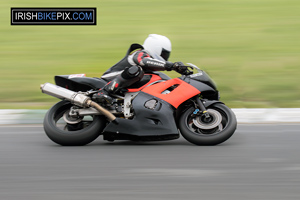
[142,78,200,108]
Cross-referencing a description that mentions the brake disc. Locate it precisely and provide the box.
[192,109,222,130]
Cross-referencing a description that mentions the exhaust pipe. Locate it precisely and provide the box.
[40,83,90,107]
[40,83,116,121]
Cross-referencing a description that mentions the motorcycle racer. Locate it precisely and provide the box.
[93,34,189,104]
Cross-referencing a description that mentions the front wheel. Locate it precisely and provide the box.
[179,103,237,145]
[43,101,106,146]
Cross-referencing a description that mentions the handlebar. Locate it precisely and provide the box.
[176,63,201,75]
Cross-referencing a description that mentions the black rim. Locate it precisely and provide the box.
[52,103,95,132]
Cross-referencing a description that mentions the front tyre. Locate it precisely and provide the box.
[43,100,106,146]
[179,103,237,145]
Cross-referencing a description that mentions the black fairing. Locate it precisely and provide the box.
[180,75,219,100]
[189,70,217,89]
[103,92,179,141]
[55,75,107,92]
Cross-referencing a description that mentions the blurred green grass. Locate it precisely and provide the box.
[1,0,300,109]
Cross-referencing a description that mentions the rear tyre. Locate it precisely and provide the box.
[43,100,106,146]
[179,103,237,145]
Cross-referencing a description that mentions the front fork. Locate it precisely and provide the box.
[192,95,211,122]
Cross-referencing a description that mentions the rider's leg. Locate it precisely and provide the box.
[93,65,144,103]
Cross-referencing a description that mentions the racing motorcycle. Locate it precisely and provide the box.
[40,63,237,146]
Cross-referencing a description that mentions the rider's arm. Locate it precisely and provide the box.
[128,50,173,71]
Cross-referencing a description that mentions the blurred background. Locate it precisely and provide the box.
[1,0,299,109]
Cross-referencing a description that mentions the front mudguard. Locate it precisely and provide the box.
[202,99,224,108]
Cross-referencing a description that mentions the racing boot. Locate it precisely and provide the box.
[92,87,114,104]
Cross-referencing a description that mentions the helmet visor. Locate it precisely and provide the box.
[161,49,170,61]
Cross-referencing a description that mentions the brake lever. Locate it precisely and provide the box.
[183,66,193,75]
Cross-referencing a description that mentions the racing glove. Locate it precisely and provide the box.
[172,62,188,74]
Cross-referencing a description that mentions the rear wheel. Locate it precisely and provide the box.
[43,101,106,146]
[179,103,237,145]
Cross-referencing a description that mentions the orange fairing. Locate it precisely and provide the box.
[142,78,200,108]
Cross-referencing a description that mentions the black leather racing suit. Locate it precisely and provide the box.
[99,43,174,95]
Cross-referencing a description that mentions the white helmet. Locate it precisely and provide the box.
[143,34,172,61]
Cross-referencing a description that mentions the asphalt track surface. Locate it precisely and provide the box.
[1,124,300,200]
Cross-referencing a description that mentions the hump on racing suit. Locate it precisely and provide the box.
[101,43,144,81]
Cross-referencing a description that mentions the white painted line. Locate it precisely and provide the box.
[0,108,300,124]
[233,108,300,123]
